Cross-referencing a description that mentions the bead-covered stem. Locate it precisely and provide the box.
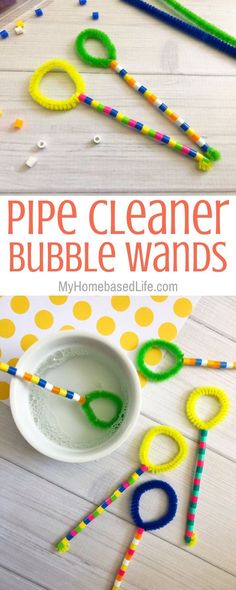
[0,361,84,403]
[184,358,236,369]
[110,60,220,161]
[78,93,211,171]
[56,466,148,553]
[185,429,208,546]
[112,528,144,589]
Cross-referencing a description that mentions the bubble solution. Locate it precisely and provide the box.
[29,345,128,451]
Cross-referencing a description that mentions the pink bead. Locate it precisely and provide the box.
[154,132,163,141]
[187,513,195,520]
[182,145,190,155]
[123,482,130,488]
[128,119,137,127]
[88,514,95,521]
[104,106,112,115]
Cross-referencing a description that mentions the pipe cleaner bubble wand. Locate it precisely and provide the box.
[136,339,236,383]
[0,360,123,430]
[121,0,236,60]
[56,424,187,553]
[159,0,236,48]
[112,480,178,590]
[75,28,220,163]
[29,59,212,171]
[185,386,229,546]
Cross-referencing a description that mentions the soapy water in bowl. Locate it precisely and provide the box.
[29,346,128,450]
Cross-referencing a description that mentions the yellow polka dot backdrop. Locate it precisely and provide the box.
[0,296,197,401]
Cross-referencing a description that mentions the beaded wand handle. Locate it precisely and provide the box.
[76,29,220,163]
[29,60,211,172]
[121,0,236,59]
[183,358,236,369]
[0,360,84,402]
[78,93,211,170]
[185,429,207,546]
[56,425,187,553]
[57,466,148,553]
[112,480,178,589]
[112,528,144,589]
[185,386,230,547]
[109,61,220,162]
[159,0,236,48]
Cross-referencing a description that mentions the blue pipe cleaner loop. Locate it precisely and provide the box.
[130,480,178,531]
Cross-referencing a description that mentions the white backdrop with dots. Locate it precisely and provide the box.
[0,295,198,400]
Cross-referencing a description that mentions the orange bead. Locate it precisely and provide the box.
[14,118,24,129]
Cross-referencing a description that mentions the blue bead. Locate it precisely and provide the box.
[159,103,168,112]
[119,69,127,78]
[79,0,87,4]
[38,378,47,388]
[135,122,143,131]
[201,143,209,153]
[92,11,99,19]
[66,391,74,399]
[83,517,91,524]
[220,361,227,368]
[180,122,189,131]
[161,135,170,144]
[138,85,147,94]
[110,108,119,117]
[189,149,197,158]
[35,8,43,16]
[195,358,202,365]
[84,96,93,105]
[8,366,17,375]
[0,30,9,39]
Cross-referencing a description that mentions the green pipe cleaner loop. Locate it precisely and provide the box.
[81,390,124,429]
[159,0,236,48]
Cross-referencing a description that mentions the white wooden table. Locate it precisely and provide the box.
[0,296,236,590]
[0,0,236,193]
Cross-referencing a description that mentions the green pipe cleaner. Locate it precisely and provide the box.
[159,0,236,48]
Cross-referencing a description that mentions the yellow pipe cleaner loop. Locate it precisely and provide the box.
[29,59,85,111]
[139,425,188,473]
[186,386,230,431]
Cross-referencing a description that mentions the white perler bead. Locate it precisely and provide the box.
[15,26,24,35]
[37,139,47,149]
[93,135,102,144]
[25,156,38,168]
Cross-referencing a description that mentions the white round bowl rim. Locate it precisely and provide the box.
[10,331,141,463]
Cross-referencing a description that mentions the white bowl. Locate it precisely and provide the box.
[10,331,141,463]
